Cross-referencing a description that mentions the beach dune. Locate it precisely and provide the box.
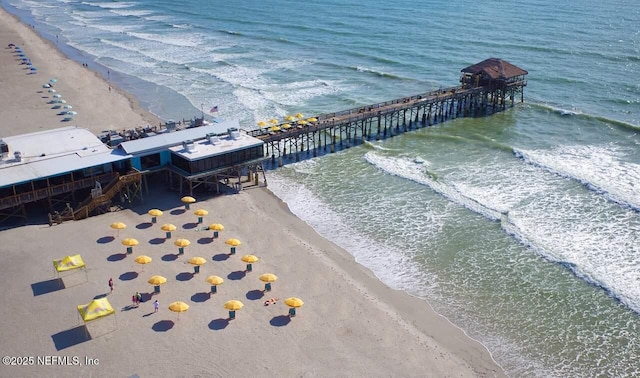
[0,6,504,378]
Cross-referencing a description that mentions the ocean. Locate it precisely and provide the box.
[3,0,640,376]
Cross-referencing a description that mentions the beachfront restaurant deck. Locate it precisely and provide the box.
[118,121,266,195]
[0,121,266,225]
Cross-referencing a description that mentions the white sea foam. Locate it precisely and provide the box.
[503,194,640,314]
[110,9,153,17]
[81,1,136,9]
[126,31,203,48]
[266,170,432,293]
[515,145,640,210]
[363,152,502,220]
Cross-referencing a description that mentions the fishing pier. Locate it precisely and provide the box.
[0,58,526,225]
[248,58,527,165]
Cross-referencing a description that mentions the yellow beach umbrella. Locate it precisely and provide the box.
[206,275,224,293]
[224,299,244,319]
[268,118,279,124]
[148,275,167,285]
[208,223,224,238]
[225,238,241,255]
[168,301,189,320]
[110,222,126,236]
[161,223,177,239]
[188,256,207,274]
[297,119,308,125]
[148,275,167,294]
[257,121,267,127]
[111,222,126,230]
[174,238,190,255]
[181,196,196,210]
[294,113,304,119]
[241,254,259,272]
[148,208,163,223]
[194,208,208,224]
[121,237,139,254]
[134,255,152,271]
[134,255,152,264]
[285,115,295,121]
[284,297,304,317]
[269,126,281,132]
[259,273,278,292]
[307,117,318,122]
[282,123,292,129]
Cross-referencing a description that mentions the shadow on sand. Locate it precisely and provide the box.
[31,278,65,296]
[191,292,211,303]
[97,236,115,244]
[183,222,198,230]
[136,222,153,230]
[152,320,174,332]
[197,237,213,245]
[51,325,91,350]
[208,318,229,330]
[176,272,194,281]
[245,289,265,301]
[227,270,246,281]
[161,253,178,262]
[107,253,127,262]
[149,237,166,245]
[270,315,291,327]
[212,253,229,261]
[170,209,185,216]
[119,271,138,281]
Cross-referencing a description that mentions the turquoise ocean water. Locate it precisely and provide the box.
[3,0,640,376]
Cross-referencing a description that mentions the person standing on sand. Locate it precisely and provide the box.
[132,294,137,307]
[108,278,114,292]
[154,300,159,312]
[136,292,142,304]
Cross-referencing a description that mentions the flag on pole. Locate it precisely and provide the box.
[209,106,219,113]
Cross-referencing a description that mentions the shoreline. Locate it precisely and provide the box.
[0,4,505,377]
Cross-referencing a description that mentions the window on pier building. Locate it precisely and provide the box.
[140,153,161,170]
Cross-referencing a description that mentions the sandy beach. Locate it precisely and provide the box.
[0,7,161,138]
[0,6,504,378]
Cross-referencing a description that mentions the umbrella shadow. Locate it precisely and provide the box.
[136,222,153,229]
[170,209,185,215]
[31,278,65,296]
[107,253,127,262]
[212,253,229,262]
[227,270,246,281]
[208,318,229,330]
[270,315,292,327]
[93,293,108,299]
[197,237,213,245]
[191,292,211,303]
[51,325,91,350]
[140,292,153,302]
[119,271,138,281]
[149,237,165,245]
[152,320,174,332]
[161,253,178,262]
[97,236,115,244]
[246,289,265,300]
[183,222,198,229]
[176,272,194,281]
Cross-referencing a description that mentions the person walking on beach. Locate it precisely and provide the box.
[153,300,159,313]
[108,278,114,293]
[136,292,142,304]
